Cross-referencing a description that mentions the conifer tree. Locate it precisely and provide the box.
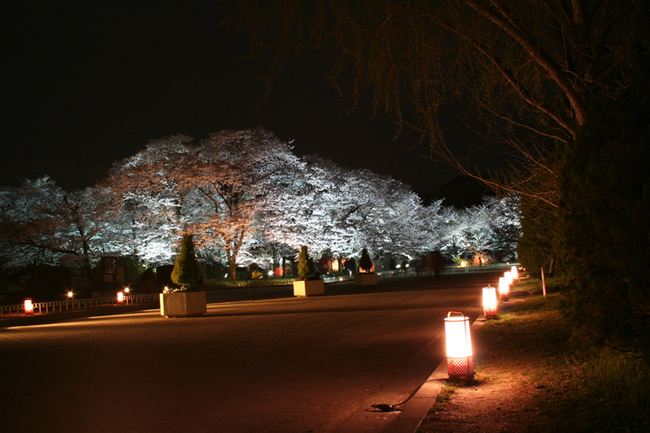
[358,248,373,273]
[297,245,312,279]
[171,234,202,290]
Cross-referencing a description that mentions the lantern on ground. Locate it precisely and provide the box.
[482,286,497,319]
[510,266,519,279]
[117,291,124,304]
[444,312,474,378]
[24,298,34,315]
[498,277,510,301]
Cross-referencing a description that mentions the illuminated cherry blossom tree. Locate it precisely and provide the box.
[438,196,521,264]
[107,129,300,281]
[187,129,301,281]
[104,135,192,265]
[1,131,522,282]
[0,177,116,277]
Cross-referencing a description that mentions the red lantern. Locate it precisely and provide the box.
[24,298,34,315]
[117,291,124,304]
[444,312,474,378]
[482,286,497,319]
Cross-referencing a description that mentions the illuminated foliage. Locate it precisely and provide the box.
[0,177,117,278]
[103,135,192,265]
[0,130,522,282]
[107,129,300,282]
[188,129,300,281]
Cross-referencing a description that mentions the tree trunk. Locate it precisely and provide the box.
[229,258,237,282]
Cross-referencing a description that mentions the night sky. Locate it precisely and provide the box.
[3,2,493,201]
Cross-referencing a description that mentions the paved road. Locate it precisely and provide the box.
[0,272,501,433]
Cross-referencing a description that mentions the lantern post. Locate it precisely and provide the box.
[498,277,510,301]
[510,265,519,279]
[24,298,34,315]
[444,312,475,378]
[504,271,513,286]
[482,286,498,319]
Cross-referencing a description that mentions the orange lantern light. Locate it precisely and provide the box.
[498,277,510,301]
[482,286,498,318]
[117,291,124,304]
[24,298,34,315]
[444,312,474,378]
[510,266,519,279]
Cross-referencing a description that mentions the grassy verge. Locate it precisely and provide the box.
[419,277,650,432]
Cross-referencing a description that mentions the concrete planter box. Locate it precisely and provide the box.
[293,280,325,297]
[159,291,207,317]
[355,273,378,286]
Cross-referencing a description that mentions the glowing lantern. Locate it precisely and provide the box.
[124,287,130,294]
[24,298,34,315]
[444,312,474,378]
[482,286,497,319]
[498,277,510,301]
[117,291,124,304]
[510,266,519,279]
[67,291,74,298]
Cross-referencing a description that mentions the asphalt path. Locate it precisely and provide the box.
[0,272,502,433]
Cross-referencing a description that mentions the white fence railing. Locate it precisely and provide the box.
[0,293,159,318]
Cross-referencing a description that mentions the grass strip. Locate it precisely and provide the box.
[419,278,649,432]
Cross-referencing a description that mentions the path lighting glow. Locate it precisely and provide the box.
[510,266,519,279]
[504,271,513,286]
[124,287,130,294]
[444,312,475,378]
[67,291,74,298]
[498,277,510,301]
[482,286,498,319]
[24,298,34,315]
[117,291,124,304]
